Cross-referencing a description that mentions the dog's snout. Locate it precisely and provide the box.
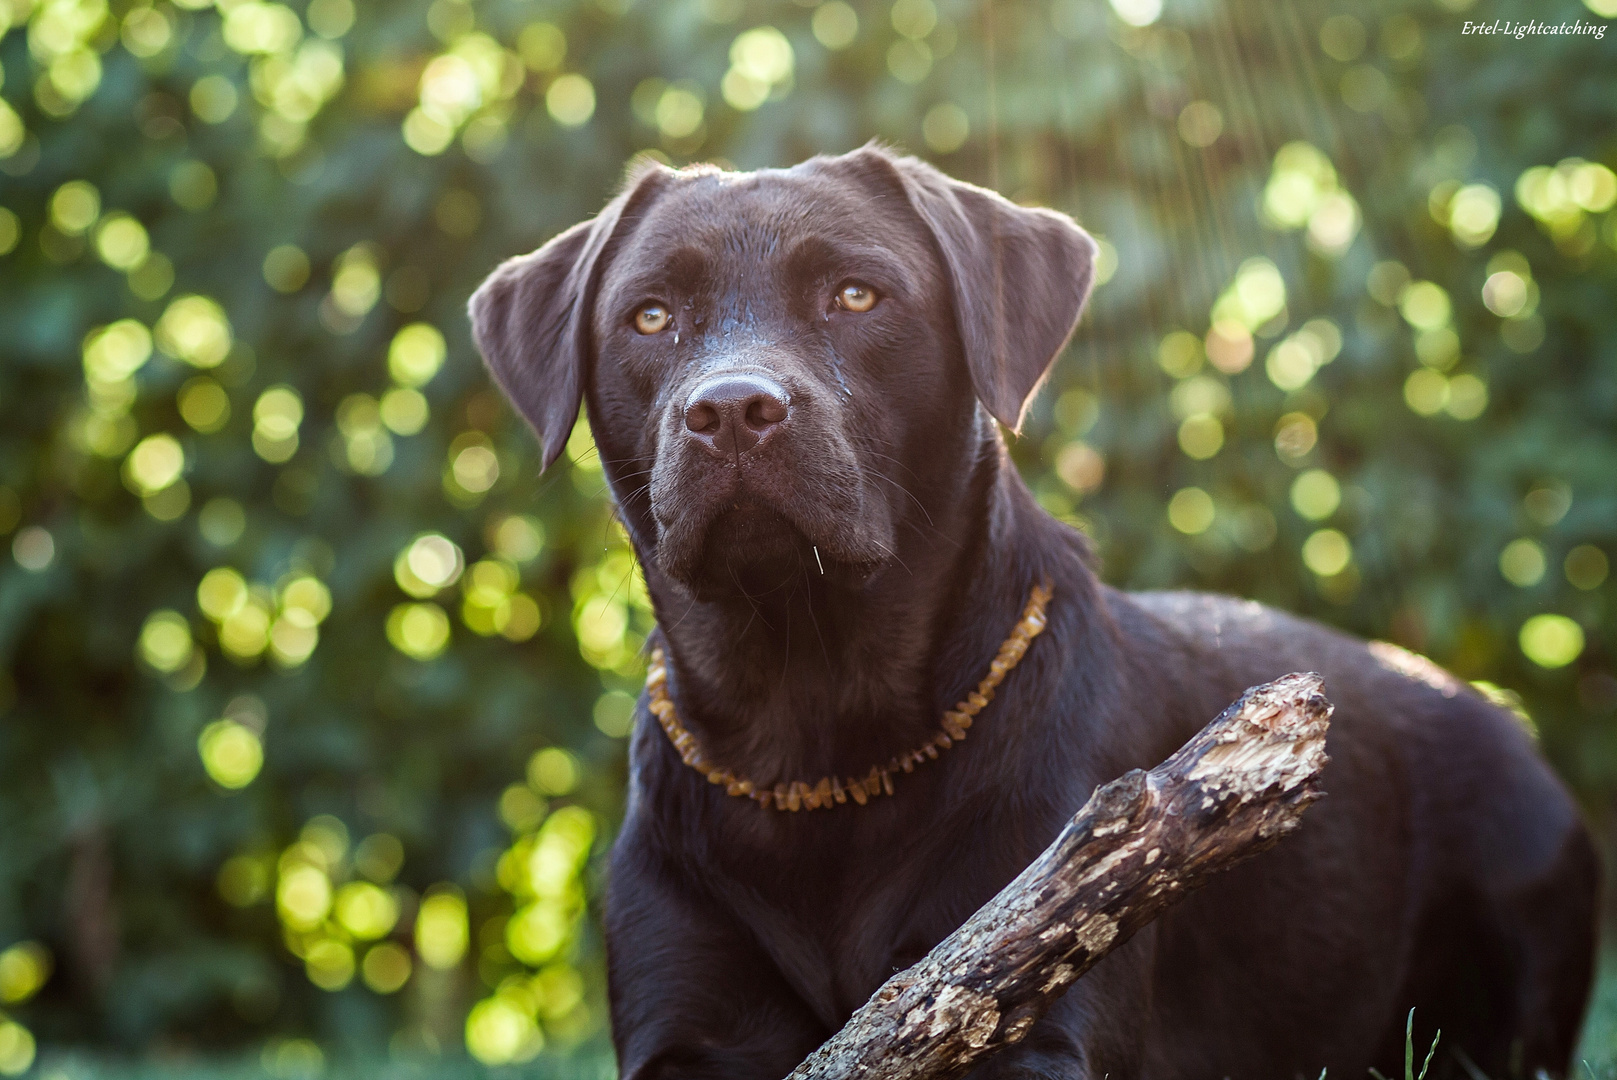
[683,374,789,458]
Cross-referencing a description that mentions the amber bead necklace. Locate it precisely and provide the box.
[644,579,1053,812]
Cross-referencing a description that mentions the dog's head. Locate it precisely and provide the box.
[470,146,1097,599]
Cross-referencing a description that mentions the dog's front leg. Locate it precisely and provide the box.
[605,838,830,1080]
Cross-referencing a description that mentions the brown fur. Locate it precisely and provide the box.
[470,146,1597,1080]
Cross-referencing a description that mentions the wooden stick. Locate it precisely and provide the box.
[785,672,1334,1080]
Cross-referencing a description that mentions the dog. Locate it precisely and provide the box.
[469,145,1597,1080]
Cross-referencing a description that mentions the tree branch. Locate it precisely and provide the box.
[785,672,1335,1080]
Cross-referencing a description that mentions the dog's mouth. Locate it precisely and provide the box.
[689,501,815,588]
[703,500,799,558]
[648,465,893,595]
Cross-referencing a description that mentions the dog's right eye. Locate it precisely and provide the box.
[835,282,878,313]
[634,303,672,335]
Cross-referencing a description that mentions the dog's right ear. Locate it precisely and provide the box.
[468,166,668,470]
[833,145,1096,435]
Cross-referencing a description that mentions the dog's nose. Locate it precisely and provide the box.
[683,374,789,458]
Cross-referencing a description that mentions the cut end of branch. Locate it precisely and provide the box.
[1180,672,1332,799]
[1234,671,1332,736]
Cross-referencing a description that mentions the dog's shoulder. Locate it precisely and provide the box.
[1124,588,1417,693]
[1111,588,1355,700]
[1125,588,1312,648]
[1116,588,1485,744]
[1119,588,1546,777]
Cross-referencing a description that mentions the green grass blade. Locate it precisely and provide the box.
[1417,1029,1441,1080]
[1405,1008,1416,1080]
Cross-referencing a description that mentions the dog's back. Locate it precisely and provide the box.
[1127,591,1598,1078]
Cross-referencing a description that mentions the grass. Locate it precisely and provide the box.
[26,1049,618,1080]
[24,943,1617,1080]
[1365,1010,1440,1080]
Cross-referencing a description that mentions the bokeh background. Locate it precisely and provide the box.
[1,0,1614,1073]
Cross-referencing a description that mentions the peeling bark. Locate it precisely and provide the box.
[785,672,1334,1080]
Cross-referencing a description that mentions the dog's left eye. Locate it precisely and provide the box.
[634,303,672,335]
[835,283,878,313]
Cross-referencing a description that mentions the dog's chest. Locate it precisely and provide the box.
[699,797,1055,1022]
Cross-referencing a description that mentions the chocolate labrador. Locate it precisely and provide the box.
[469,146,1597,1080]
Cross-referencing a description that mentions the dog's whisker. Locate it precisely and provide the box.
[867,537,911,577]
[616,482,655,505]
[800,570,833,672]
[663,594,699,636]
[864,467,937,530]
[847,439,927,485]
[604,560,640,609]
[726,556,768,628]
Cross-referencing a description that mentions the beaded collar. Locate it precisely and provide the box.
[644,580,1053,811]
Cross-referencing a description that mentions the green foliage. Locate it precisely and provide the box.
[1367,1008,1440,1080]
[0,0,1613,1068]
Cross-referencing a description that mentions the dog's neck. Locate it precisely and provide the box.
[634,433,1064,785]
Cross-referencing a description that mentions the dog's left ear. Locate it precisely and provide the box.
[469,165,668,470]
[853,149,1097,432]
